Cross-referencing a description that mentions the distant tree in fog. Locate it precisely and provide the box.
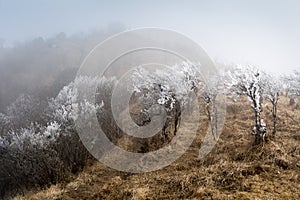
[281,70,300,107]
[286,70,300,98]
[199,72,225,140]
[262,73,281,137]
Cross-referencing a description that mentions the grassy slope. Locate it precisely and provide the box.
[14,97,300,200]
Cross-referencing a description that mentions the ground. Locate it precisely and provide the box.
[14,97,300,200]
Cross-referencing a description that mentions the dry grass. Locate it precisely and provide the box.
[13,97,300,200]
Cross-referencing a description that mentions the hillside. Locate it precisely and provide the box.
[14,97,300,200]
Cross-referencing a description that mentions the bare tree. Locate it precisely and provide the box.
[281,74,293,98]
[288,70,300,98]
[281,70,300,107]
[199,73,224,140]
[262,73,281,138]
[227,66,267,145]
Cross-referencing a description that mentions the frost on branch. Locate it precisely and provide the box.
[5,121,60,151]
[282,70,300,99]
[0,113,9,136]
[129,62,201,111]
[227,65,267,145]
[0,77,101,196]
[262,73,281,137]
[199,71,226,140]
[5,94,44,130]
[95,62,201,152]
[48,76,105,129]
[48,82,78,124]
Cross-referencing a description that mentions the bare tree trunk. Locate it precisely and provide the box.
[251,87,267,145]
[272,101,277,137]
[202,94,218,140]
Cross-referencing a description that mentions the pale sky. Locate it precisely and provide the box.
[0,0,299,74]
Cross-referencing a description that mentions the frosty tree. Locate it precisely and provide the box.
[281,70,300,107]
[101,62,202,152]
[262,73,281,138]
[228,65,267,145]
[286,70,300,98]
[129,62,201,111]
[199,72,225,140]
[129,62,201,125]
[281,74,293,98]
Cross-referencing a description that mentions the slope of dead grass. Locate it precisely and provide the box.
[13,97,300,200]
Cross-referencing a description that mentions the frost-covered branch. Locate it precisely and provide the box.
[262,73,281,137]
[227,65,267,145]
[282,70,300,98]
[129,62,201,112]
[199,72,225,140]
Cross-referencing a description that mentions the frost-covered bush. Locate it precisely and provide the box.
[6,122,60,150]
[47,82,78,124]
[5,94,46,130]
[48,76,104,124]
[0,78,95,198]
[0,113,9,136]
[0,63,202,197]
[0,122,64,198]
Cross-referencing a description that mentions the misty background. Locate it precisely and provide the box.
[0,0,300,111]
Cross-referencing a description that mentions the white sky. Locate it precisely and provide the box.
[0,0,299,75]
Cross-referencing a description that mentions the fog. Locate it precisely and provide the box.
[0,0,299,109]
[0,27,125,111]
